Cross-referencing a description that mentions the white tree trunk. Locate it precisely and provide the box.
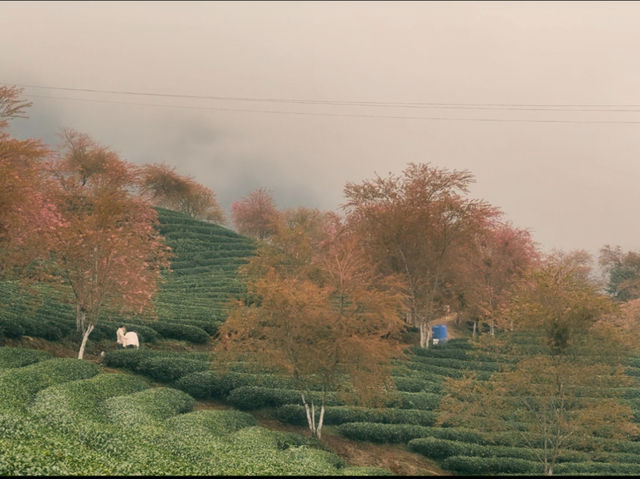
[419,321,432,349]
[317,404,326,440]
[77,324,94,360]
[301,393,315,435]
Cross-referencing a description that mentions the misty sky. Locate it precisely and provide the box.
[3,1,640,257]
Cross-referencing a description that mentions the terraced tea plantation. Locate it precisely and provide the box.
[0,208,256,350]
[98,334,640,476]
[3,207,640,475]
[0,347,386,475]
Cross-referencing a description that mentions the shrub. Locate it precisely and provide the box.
[0,347,51,369]
[104,349,157,371]
[0,317,25,338]
[554,461,640,475]
[104,387,195,425]
[336,422,434,443]
[341,466,394,476]
[174,370,225,399]
[0,359,98,411]
[226,386,304,410]
[175,370,296,400]
[150,322,209,343]
[30,373,149,425]
[165,409,256,438]
[408,437,590,463]
[136,357,209,382]
[393,376,443,393]
[19,318,63,341]
[396,391,441,410]
[275,404,437,427]
[226,386,342,410]
[441,455,539,475]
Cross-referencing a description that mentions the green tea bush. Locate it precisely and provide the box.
[226,386,304,410]
[0,358,98,411]
[175,370,296,399]
[104,387,195,425]
[30,373,149,425]
[420,426,488,444]
[281,446,346,474]
[136,356,209,382]
[19,318,63,341]
[0,435,114,475]
[392,376,443,393]
[0,347,51,369]
[275,404,437,427]
[554,461,640,475]
[341,466,394,476]
[163,318,220,335]
[104,349,157,370]
[408,437,590,463]
[442,455,539,475]
[396,391,441,410]
[336,422,434,443]
[407,354,504,372]
[165,409,256,438]
[174,370,226,399]
[104,349,210,374]
[0,317,25,338]
[150,322,209,343]
[408,345,470,360]
[226,386,342,410]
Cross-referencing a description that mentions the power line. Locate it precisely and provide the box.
[16,83,640,113]
[27,93,640,125]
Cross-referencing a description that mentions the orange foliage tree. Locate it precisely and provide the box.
[0,86,60,278]
[454,221,539,337]
[344,162,498,348]
[140,162,225,223]
[440,252,636,475]
[49,131,172,359]
[217,213,406,439]
[230,187,280,240]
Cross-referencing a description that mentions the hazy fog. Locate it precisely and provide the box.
[3,1,640,256]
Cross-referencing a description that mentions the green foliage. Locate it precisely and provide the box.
[408,437,590,463]
[441,455,539,475]
[276,404,437,427]
[0,347,51,369]
[226,386,352,410]
[392,376,443,393]
[175,370,298,399]
[165,409,256,437]
[341,466,394,476]
[103,349,210,376]
[136,356,210,382]
[0,358,98,411]
[554,461,640,475]
[0,316,24,338]
[30,373,149,425]
[336,422,435,443]
[147,322,209,343]
[103,387,195,425]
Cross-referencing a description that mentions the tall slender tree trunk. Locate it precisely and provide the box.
[301,393,326,439]
[419,321,432,349]
[78,323,94,359]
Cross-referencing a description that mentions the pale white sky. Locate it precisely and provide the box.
[3,1,640,257]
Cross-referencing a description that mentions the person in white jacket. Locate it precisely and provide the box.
[116,325,139,349]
